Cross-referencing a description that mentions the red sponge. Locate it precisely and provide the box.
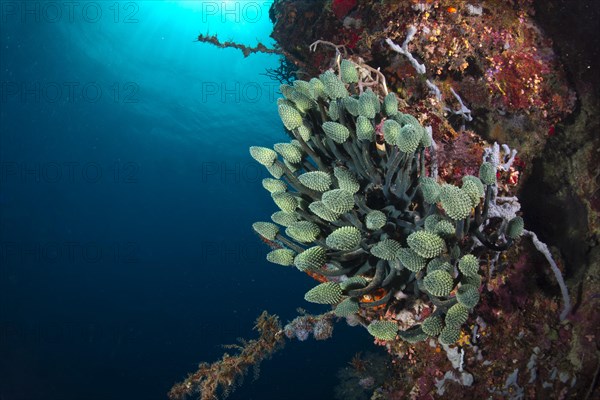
[332,0,357,19]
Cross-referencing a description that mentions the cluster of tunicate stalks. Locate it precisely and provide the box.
[250,59,524,345]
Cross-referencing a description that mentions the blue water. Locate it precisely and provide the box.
[0,2,372,399]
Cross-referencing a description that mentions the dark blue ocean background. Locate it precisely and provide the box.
[0,1,376,399]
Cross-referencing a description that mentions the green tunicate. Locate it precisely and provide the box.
[369,90,381,114]
[433,220,455,237]
[506,216,524,239]
[458,254,479,277]
[274,143,303,164]
[420,177,441,204]
[284,159,300,173]
[328,100,340,121]
[457,284,480,309]
[399,326,428,343]
[397,124,422,153]
[462,175,484,197]
[277,104,303,130]
[322,121,350,143]
[343,96,359,116]
[288,89,314,112]
[440,184,472,220]
[293,80,315,100]
[384,93,399,116]
[285,221,320,243]
[340,276,368,290]
[383,119,401,145]
[277,98,295,108]
[356,116,375,141]
[450,244,461,261]
[397,113,426,140]
[445,303,469,327]
[272,192,298,212]
[462,179,482,207]
[309,201,341,222]
[304,282,342,304]
[424,214,444,231]
[296,124,312,142]
[340,59,359,83]
[371,239,402,260]
[266,249,296,266]
[298,171,332,192]
[423,270,454,297]
[266,162,284,178]
[320,70,348,99]
[250,146,277,167]
[363,89,380,111]
[280,84,294,99]
[334,298,360,317]
[358,90,377,119]
[310,77,326,99]
[366,210,386,230]
[334,167,360,193]
[367,320,398,341]
[479,162,496,185]
[326,226,361,251]
[271,211,299,227]
[262,178,287,194]
[322,189,354,214]
[420,126,432,147]
[427,258,453,274]
[439,324,461,345]
[252,222,279,241]
[407,231,446,259]
[421,315,444,336]
[294,246,327,271]
[395,113,421,129]
[398,248,427,272]
[461,273,482,287]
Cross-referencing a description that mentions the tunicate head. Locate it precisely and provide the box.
[407,231,446,258]
[440,184,472,220]
[252,222,279,241]
[266,249,296,266]
[277,104,303,130]
[319,70,348,99]
[304,282,342,304]
[367,320,398,341]
[506,216,524,239]
[383,93,398,116]
[423,270,454,297]
[479,162,496,185]
[340,59,359,84]
[250,146,277,167]
[294,246,327,271]
[365,210,386,230]
[325,226,361,251]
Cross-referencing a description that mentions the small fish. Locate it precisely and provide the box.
[447,6,457,13]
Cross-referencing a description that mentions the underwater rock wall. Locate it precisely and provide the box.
[264,1,600,398]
